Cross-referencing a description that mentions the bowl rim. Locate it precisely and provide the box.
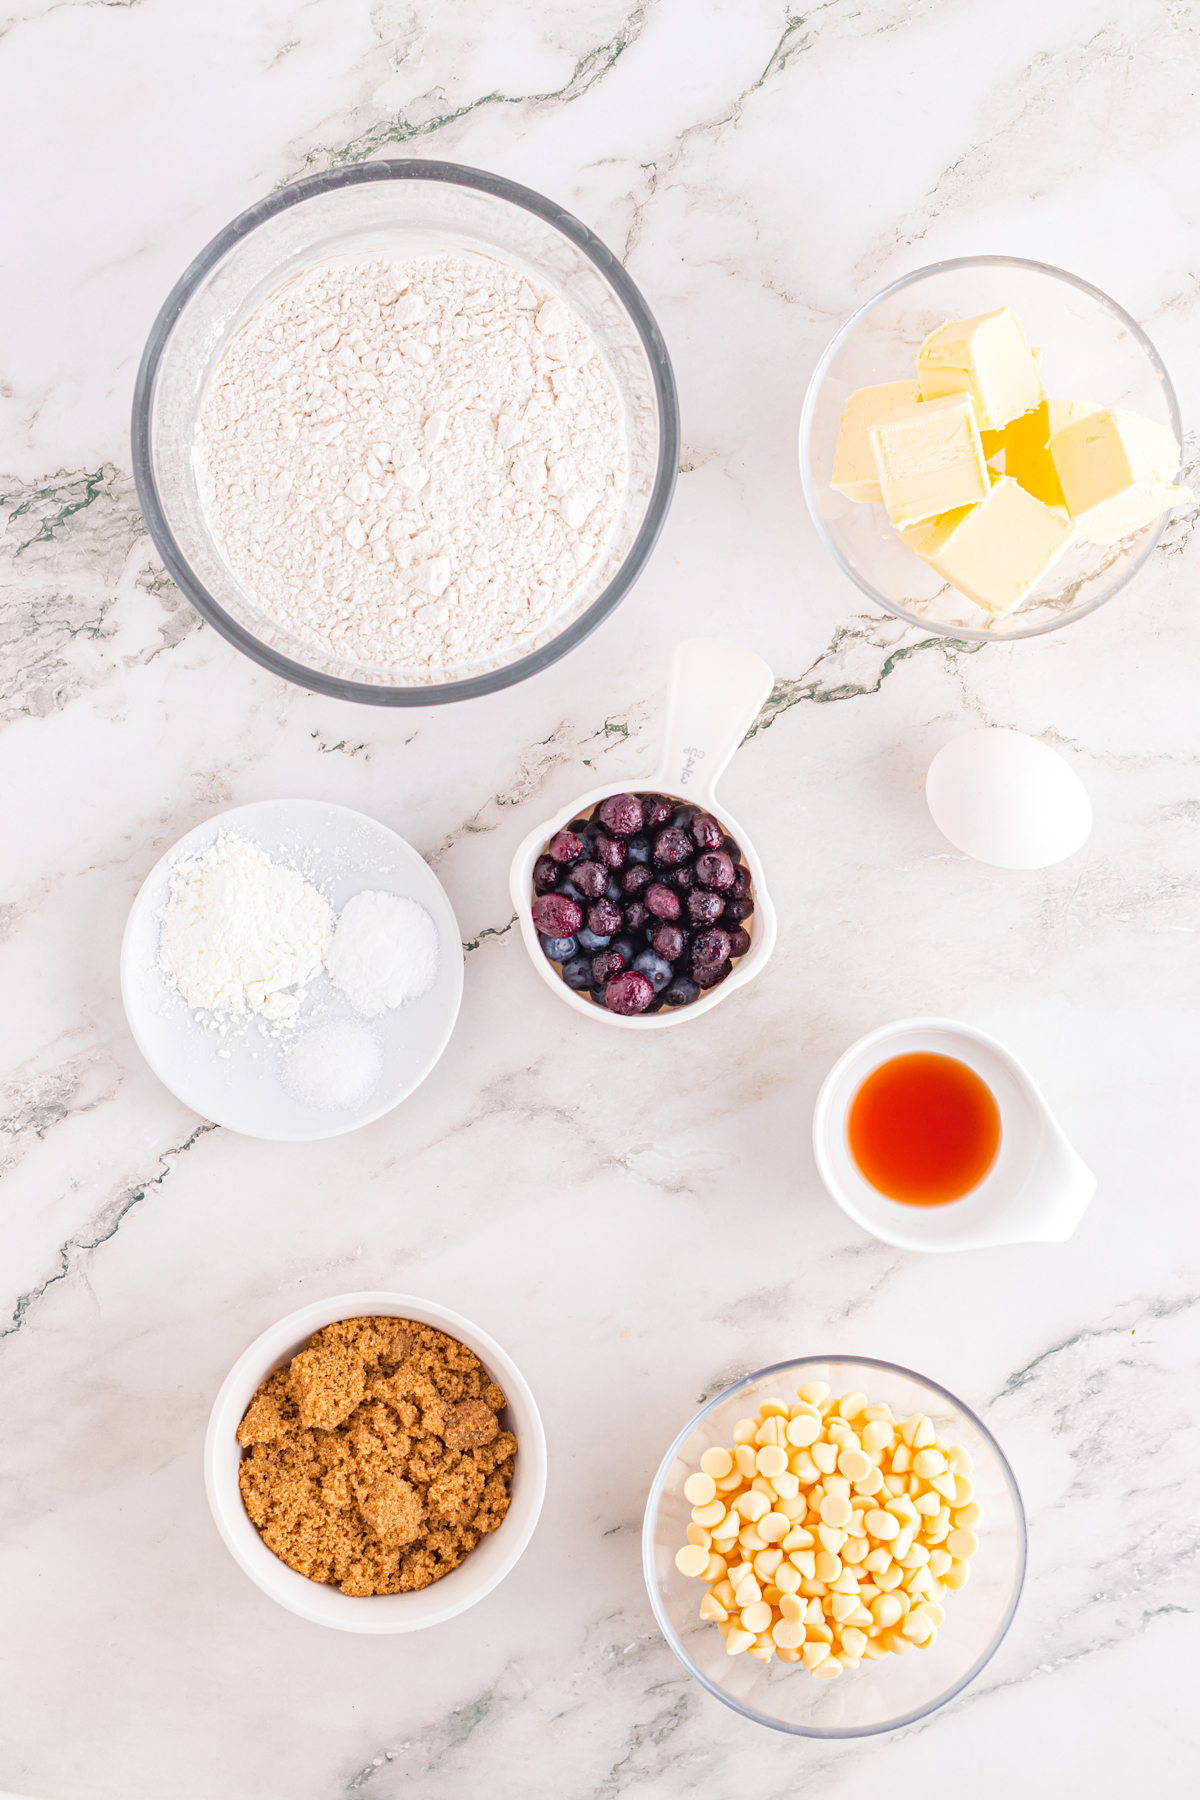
[204,1289,548,1631]
[798,253,1182,644]
[641,1352,1027,1737]
[131,158,680,707]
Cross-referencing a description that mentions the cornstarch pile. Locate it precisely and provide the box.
[157,833,333,1024]
[194,251,627,674]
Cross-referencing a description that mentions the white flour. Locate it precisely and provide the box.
[326,890,440,1018]
[157,833,333,1022]
[194,251,627,673]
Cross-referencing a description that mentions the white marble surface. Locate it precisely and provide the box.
[2,2,1199,1796]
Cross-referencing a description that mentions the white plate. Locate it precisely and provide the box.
[120,799,463,1140]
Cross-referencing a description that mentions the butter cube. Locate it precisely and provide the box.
[899,475,1074,617]
[1049,407,1191,545]
[1046,399,1105,435]
[917,307,1044,432]
[1001,402,1066,509]
[831,381,923,503]
[869,394,990,529]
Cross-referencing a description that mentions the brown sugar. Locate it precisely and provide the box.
[237,1316,516,1596]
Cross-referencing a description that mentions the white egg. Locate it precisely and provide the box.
[925,728,1092,869]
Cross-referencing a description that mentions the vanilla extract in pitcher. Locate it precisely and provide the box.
[848,1052,1000,1205]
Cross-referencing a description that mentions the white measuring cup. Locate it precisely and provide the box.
[509,637,777,1029]
[812,1017,1097,1250]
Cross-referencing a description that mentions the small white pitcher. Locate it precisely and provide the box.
[812,1017,1097,1250]
[509,636,777,1029]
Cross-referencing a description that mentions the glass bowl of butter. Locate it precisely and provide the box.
[799,256,1189,641]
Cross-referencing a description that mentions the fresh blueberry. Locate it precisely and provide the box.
[687,889,724,927]
[605,873,624,902]
[547,829,583,863]
[539,933,577,962]
[532,893,582,937]
[695,851,736,891]
[561,956,592,991]
[624,832,652,864]
[558,878,584,903]
[652,825,693,867]
[533,855,560,893]
[643,989,666,1012]
[576,926,611,953]
[723,896,754,923]
[597,793,645,837]
[649,922,685,962]
[722,834,743,863]
[690,813,724,851]
[595,834,627,870]
[571,860,608,898]
[633,950,673,993]
[587,898,623,937]
[605,970,655,1015]
[620,862,652,895]
[727,927,751,958]
[610,935,637,967]
[623,899,650,934]
[645,882,682,921]
[590,983,609,1008]
[663,975,701,1007]
[670,806,698,830]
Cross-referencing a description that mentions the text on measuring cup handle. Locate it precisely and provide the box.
[678,746,705,786]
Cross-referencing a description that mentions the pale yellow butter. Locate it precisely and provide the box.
[1046,398,1105,435]
[899,475,1074,616]
[869,394,990,529]
[1049,407,1191,545]
[916,307,1044,432]
[831,380,922,503]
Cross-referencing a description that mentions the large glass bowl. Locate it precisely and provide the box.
[643,1355,1026,1737]
[132,161,679,705]
[799,256,1184,642]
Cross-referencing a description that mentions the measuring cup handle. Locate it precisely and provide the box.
[655,637,775,805]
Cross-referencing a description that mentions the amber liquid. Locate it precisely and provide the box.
[847,1052,1000,1206]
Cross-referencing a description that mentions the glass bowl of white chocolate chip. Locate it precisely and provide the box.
[799,256,1190,642]
[132,161,678,704]
[643,1356,1026,1737]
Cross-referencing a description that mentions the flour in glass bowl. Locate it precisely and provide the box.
[193,251,628,675]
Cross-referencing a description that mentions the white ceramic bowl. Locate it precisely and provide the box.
[121,798,463,1140]
[812,1018,1096,1251]
[509,638,778,1029]
[204,1292,547,1631]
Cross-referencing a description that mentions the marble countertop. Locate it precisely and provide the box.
[3,2,1199,1796]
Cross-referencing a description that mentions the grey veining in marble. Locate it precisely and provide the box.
[2,1,1199,1796]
